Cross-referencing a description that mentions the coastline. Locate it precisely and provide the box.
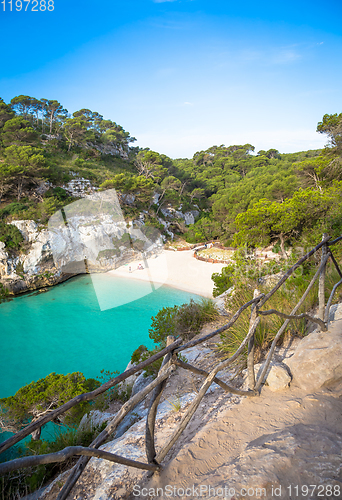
[107,249,226,298]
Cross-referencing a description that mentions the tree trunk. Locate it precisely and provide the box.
[279,233,286,258]
[50,111,54,134]
[17,178,23,202]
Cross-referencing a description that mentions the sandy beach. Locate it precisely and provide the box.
[107,249,226,297]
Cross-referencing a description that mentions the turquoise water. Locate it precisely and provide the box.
[0,274,199,399]
[0,274,199,457]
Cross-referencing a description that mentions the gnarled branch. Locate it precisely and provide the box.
[0,446,160,475]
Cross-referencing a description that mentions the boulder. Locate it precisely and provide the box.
[244,362,291,391]
[286,325,342,392]
[266,364,291,391]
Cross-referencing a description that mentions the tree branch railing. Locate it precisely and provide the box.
[1,233,342,500]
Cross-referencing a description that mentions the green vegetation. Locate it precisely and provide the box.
[0,372,100,435]
[0,93,341,252]
[1,423,106,499]
[215,246,342,362]
[0,222,24,250]
[131,299,218,377]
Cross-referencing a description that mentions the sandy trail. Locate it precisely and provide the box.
[129,382,342,499]
[108,250,226,298]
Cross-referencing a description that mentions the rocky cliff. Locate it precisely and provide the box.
[0,191,199,297]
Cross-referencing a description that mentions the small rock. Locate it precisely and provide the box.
[266,365,291,391]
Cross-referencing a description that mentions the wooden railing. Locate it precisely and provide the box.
[1,233,342,499]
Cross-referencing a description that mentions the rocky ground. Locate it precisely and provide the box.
[37,304,342,500]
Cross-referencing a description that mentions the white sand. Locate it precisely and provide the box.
[107,249,226,298]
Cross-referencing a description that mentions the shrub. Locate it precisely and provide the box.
[218,256,342,360]
[94,369,132,410]
[0,222,24,250]
[0,372,100,434]
[149,299,218,348]
[1,423,106,498]
[0,202,28,219]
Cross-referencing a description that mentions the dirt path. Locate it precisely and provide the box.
[129,381,342,500]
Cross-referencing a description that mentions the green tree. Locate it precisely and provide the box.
[0,372,100,439]
[317,112,342,152]
[4,145,47,201]
[0,97,14,128]
[190,187,205,203]
[63,116,90,151]
[44,100,68,134]
[10,95,33,119]
[234,189,335,255]
[1,117,37,146]
[156,175,182,213]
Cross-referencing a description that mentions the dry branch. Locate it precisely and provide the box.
[172,358,255,397]
[258,309,327,331]
[255,254,330,392]
[156,316,260,464]
[0,446,159,475]
[328,249,342,279]
[247,290,260,390]
[327,235,342,246]
[146,336,175,465]
[57,365,176,500]
[319,236,328,321]
[325,278,342,324]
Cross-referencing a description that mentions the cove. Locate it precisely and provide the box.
[0,274,200,400]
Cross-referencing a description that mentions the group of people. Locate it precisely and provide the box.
[128,263,144,273]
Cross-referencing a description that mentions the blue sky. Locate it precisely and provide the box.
[1,0,342,158]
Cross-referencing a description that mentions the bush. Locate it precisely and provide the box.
[44,187,69,202]
[149,299,218,348]
[131,299,218,378]
[0,222,24,250]
[0,202,28,219]
[1,423,106,498]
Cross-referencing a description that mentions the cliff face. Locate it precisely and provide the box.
[0,216,155,295]
[0,186,200,296]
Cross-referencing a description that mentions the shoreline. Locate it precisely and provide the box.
[107,249,226,298]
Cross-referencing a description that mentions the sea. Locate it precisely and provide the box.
[0,273,199,457]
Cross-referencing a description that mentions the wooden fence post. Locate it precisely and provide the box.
[318,233,328,323]
[145,335,175,466]
[247,289,259,390]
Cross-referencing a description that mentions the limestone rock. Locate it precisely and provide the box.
[131,372,153,398]
[42,394,196,500]
[243,361,291,391]
[78,410,114,434]
[287,325,342,392]
[266,364,291,391]
[328,302,342,322]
